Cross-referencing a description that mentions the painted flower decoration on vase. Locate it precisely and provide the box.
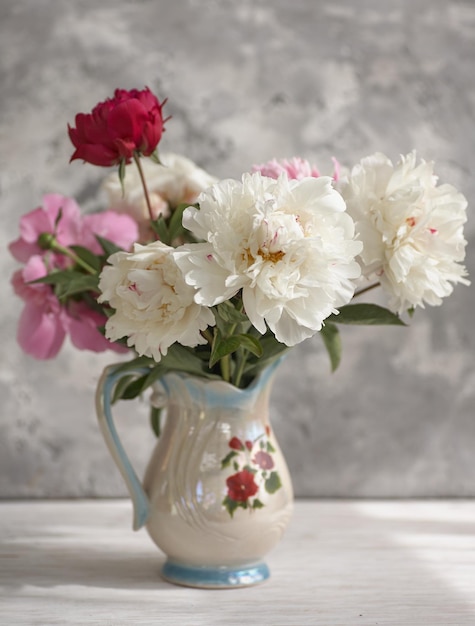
[340,151,470,313]
[226,470,259,503]
[220,429,282,516]
[253,450,274,470]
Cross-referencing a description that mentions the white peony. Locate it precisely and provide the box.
[103,153,217,239]
[340,151,470,313]
[174,172,362,346]
[98,241,215,361]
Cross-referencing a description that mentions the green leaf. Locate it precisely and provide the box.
[30,269,75,287]
[243,334,289,378]
[252,499,265,509]
[168,203,188,241]
[320,322,342,372]
[111,356,154,375]
[148,150,161,165]
[112,374,136,404]
[233,461,239,471]
[210,333,241,368]
[118,159,126,196]
[221,450,238,469]
[161,344,218,378]
[59,274,100,299]
[150,406,162,438]
[216,300,248,324]
[69,245,101,272]
[120,375,150,400]
[142,364,168,390]
[54,207,63,231]
[266,441,276,453]
[265,471,282,494]
[236,334,263,358]
[327,303,406,326]
[151,216,170,244]
[32,270,100,298]
[95,235,123,258]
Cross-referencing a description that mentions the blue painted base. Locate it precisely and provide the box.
[161,560,270,588]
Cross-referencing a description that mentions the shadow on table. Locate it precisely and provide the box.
[0,542,174,591]
[1,501,475,625]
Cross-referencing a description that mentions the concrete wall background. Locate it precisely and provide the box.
[1,0,474,498]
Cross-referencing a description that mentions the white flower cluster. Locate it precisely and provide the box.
[175,173,362,346]
[98,241,214,361]
[341,151,469,313]
[103,153,217,237]
[98,156,469,363]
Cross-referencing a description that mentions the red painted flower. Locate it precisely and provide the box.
[226,470,259,502]
[229,436,244,451]
[68,87,167,166]
[252,450,274,470]
[245,440,253,451]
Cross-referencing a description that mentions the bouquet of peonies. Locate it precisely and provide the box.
[9,86,470,424]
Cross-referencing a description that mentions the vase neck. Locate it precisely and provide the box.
[159,360,281,412]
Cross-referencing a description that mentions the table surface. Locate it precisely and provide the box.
[1,500,474,626]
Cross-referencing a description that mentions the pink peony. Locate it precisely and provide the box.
[66,301,127,354]
[9,194,83,264]
[252,156,340,181]
[9,194,139,264]
[12,257,67,359]
[12,256,127,360]
[9,195,139,360]
[82,211,139,254]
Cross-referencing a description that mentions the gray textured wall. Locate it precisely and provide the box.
[1,0,474,498]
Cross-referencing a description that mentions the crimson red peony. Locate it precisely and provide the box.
[226,469,259,502]
[68,87,167,167]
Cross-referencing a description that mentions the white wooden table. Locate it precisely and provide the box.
[1,500,474,625]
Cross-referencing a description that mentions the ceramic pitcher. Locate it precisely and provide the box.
[95,359,293,588]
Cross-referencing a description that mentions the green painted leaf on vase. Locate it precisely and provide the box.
[265,471,282,494]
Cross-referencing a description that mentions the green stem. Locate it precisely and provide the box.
[220,354,231,382]
[233,348,248,388]
[51,241,97,275]
[201,328,214,345]
[133,153,155,224]
[226,297,247,386]
[354,281,380,298]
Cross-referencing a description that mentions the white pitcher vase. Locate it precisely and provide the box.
[95,359,293,588]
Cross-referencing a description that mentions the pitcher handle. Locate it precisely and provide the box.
[95,364,157,531]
